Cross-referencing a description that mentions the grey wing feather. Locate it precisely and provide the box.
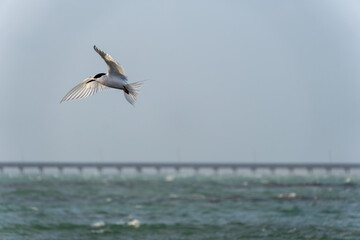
[93,45,127,80]
[60,78,108,103]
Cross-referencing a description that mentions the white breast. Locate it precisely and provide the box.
[99,74,127,90]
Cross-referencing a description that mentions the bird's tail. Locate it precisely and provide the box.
[124,81,144,105]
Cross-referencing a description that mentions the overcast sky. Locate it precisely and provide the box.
[1,0,360,163]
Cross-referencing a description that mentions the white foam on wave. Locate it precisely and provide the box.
[91,221,105,227]
[29,206,38,211]
[165,175,174,182]
[128,219,141,228]
[288,192,296,198]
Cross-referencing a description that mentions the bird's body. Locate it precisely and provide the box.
[60,45,144,105]
[98,74,125,90]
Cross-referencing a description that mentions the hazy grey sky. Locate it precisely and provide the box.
[1,0,360,163]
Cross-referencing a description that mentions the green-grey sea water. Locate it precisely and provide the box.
[1,174,360,240]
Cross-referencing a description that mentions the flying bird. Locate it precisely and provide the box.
[60,45,144,105]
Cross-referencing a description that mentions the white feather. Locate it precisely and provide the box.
[60,78,108,103]
[60,45,145,105]
[124,81,145,105]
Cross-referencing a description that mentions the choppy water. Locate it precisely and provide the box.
[1,174,360,240]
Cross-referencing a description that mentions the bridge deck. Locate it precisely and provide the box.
[0,162,359,170]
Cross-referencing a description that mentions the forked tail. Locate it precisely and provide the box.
[123,81,144,105]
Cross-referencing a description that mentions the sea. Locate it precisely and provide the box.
[1,172,360,240]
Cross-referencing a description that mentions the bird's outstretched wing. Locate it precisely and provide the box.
[60,77,108,103]
[93,45,127,80]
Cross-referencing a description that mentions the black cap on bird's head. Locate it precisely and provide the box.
[94,73,106,78]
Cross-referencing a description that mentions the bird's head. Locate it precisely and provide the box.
[93,73,106,79]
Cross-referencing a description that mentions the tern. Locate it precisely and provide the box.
[60,45,144,105]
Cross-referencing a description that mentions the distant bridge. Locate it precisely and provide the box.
[0,162,359,174]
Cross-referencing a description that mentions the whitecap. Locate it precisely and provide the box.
[165,175,174,182]
[128,219,141,228]
[91,221,105,227]
[288,192,296,198]
[29,206,38,211]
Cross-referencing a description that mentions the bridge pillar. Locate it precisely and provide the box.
[326,168,331,174]
[117,167,122,174]
[38,167,43,174]
[78,167,83,174]
[345,168,350,174]
[251,167,256,174]
[175,167,180,174]
[212,167,218,175]
[58,167,63,174]
[0,167,3,173]
[19,167,24,174]
[307,167,313,174]
[136,167,142,173]
[270,168,275,175]
[97,167,103,174]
